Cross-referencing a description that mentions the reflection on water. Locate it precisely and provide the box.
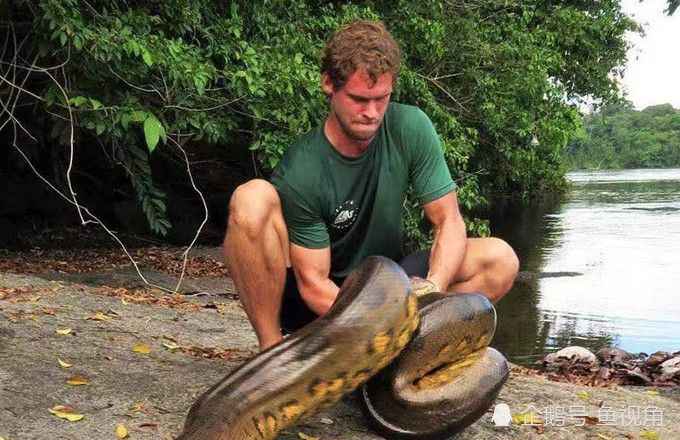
[489,168,680,366]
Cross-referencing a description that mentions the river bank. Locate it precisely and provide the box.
[1,244,678,439]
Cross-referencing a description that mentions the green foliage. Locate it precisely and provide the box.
[5,0,637,246]
[566,102,680,170]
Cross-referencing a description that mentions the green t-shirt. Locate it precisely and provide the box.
[270,102,456,278]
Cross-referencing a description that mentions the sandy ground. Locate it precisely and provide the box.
[1,247,678,440]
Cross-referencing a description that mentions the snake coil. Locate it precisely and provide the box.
[177,256,508,440]
[361,293,509,439]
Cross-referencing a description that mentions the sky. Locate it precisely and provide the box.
[619,0,680,110]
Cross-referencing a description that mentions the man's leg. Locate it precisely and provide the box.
[223,179,290,352]
[447,237,519,304]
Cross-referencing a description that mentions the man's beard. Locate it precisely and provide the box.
[337,116,377,141]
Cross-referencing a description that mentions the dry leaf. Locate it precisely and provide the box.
[162,341,181,351]
[121,298,129,305]
[131,344,151,354]
[299,433,320,440]
[640,432,660,440]
[585,416,600,425]
[163,334,177,342]
[28,314,40,322]
[597,434,613,440]
[130,402,146,412]
[85,311,111,321]
[8,310,24,322]
[116,423,129,438]
[579,391,588,399]
[126,402,146,417]
[57,358,72,368]
[49,405,84,422]
[645,391,661,396]
[56,328,72,335]
[66,375,89,386]
[625,434,636,439]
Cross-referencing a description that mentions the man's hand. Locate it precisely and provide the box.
[423,192,467,293]
[409,276,439,297]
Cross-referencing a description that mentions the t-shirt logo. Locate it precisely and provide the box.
[332,200,357,230]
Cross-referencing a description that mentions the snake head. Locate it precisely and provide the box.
[409,276,438,297]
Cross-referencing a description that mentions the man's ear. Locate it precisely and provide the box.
[321,72,334,97]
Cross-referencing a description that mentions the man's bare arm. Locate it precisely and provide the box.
[423,191,467,291]
[290,243,340,316]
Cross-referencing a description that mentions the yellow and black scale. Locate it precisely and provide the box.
[177,256,508,440]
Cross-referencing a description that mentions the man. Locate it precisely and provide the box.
[224,20,519,352]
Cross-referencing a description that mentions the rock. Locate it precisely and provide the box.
[657,356,680,381]
[626,369,652,383]
[542,346,599,370]
[596,347,633,366]
[647,350,672,368]
[598,366,611,380]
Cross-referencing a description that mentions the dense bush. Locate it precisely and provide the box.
[1,0,637,246]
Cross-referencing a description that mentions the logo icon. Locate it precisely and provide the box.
[491,403,512,427]
[331,200,357,230]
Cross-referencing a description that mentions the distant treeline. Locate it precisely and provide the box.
[566,103,680,170]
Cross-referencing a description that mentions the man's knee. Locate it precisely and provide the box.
[486,237,519,294]
[228,179,281,239]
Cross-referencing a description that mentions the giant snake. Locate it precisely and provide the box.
[177,256,508,440]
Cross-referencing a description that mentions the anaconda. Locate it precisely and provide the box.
[177,258,508,440]
[177,256,418,440]
[361,293,509,439]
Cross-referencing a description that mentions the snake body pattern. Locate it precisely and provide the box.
[177,256,508,440]
[177,256,419,440]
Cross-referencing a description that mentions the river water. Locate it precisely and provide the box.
[490,168,680,365]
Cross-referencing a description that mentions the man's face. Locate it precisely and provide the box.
[322,69,393,142]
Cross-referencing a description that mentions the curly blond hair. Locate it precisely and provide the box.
[320,19,401,90]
